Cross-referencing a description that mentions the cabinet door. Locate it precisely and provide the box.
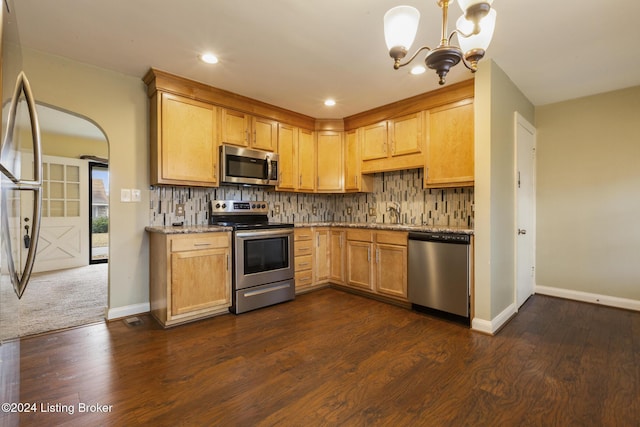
[361,121,388,161]
[297,128,316,191]
[346,240,373,290]
[375,243,407,299]
[316,131,343,192]
[252,117,278,151]
[344,129,359,191]
[329,229,345,284]
[344,129,373,192]
[159,93,218,186]
[277,123,296,190]
[389,112,423,157]
[314,228,330,284]
[221,108,250,147]
[171,247,230,316]
[425,100,474,187]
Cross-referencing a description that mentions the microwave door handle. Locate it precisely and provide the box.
[266,157,272,184]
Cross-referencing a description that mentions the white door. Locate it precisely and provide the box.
[22,155,89,272]
[515,113,536,309]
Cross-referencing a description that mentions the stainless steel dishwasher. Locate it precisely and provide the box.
[408,232,471,321]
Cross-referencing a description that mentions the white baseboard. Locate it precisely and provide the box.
[471,302,517,335]
[106,303,150,321]
[535,286,640,312]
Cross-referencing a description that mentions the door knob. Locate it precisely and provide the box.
[518,229,527,235]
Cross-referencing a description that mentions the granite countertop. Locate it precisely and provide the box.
[145,225,233,234]
[295,222,474,235]
[145,223,473,235]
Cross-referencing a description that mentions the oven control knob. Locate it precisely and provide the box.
[221,203,227,209]
[251,204,256,209]
[215,203,220,209]
[261,204,266,209]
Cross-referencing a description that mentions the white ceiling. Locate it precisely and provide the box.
[13,0,640,120]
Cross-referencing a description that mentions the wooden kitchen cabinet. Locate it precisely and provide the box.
[344,129,373,192]
[149,232,232,327]
[329,228,346,285]
[149,92,219,187]
[314,228,331,284]
[374,231,408,299]
[316,131,343,192]
[344,228,408,301]
[425,99,474,188]
[297,128,316,191]
[294,228,314,292]
[221,108,278,151]
[346,229,374,291]
[360,112,425,174]
[277,123,297,190]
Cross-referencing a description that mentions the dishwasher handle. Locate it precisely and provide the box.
[408,232,470,244]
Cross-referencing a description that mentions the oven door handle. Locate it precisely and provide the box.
[235,228,293,239]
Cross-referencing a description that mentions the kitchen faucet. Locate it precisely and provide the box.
[387,202,401,224]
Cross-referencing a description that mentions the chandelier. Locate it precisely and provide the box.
[384,0,497,85]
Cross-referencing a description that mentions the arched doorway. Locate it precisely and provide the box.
[16,104,109,337]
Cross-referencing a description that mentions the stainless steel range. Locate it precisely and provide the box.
[209,200,294,314]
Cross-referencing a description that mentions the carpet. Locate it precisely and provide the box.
[0,263,107,340]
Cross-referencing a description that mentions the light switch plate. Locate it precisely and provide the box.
[131,189,141,202]
[120,189,131,202]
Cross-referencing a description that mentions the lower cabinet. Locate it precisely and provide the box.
[294,227,314,292]
[345,229,408,301]
[149,232,231,327]
[329,229,346,285]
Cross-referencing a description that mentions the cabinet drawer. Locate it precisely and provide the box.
[171,234,229,252]
[295,228,313,241]
[346,229,373,242]
[295,239,313,256]
[295,255,312,271]
[295,270,313,287]
[376,231,408,246]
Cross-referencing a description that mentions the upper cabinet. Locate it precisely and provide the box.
[149,92,219,187]
[276,124,316,192]
[360,112,425,174]
[297,128,316,192]
[316,131,343,192]
[425,99,474,188]
[276,123,297,191]
[344,129,373,192]
[221,108,278,151]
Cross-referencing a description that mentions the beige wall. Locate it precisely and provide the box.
[23,48,150,314]
[41,131,108,159]
[473,60,535,329]
[536,86,640,301]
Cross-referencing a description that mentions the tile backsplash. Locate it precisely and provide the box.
[149,169,474,228]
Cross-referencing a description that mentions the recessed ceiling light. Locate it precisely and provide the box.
[324,99,336,107]
[199,53,219,64]
[410,65,426,75]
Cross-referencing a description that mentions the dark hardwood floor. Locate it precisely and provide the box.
[2,288,639,426]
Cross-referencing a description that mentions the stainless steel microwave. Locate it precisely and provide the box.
[220,144,279,186]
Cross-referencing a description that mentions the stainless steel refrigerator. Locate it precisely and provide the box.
[0,0,43,420]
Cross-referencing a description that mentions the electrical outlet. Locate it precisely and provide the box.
[312,205,318,215]
[346,206,352,215]
[274,204,280,214]
[176,203,185,217]
[368,207,376,216]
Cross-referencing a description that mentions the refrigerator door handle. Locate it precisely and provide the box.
[1,71,43,299]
